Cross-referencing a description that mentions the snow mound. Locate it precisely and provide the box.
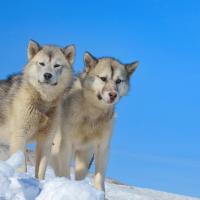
[36,178,103,200]
[0,151,40,200]
[0,152,104,200]
[0,152,199,200]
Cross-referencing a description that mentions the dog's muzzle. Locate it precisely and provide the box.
[38,80,58,86]
[43,73,52,81]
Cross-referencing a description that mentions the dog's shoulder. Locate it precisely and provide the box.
[64,75,82,99]
[0,73,22,98]
[72,76,82,90]
[62,76,83,116]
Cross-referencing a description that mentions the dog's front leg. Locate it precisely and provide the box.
[75,148,93,180]
[35,138,43,178]
[10,132,27,172]
[94,140,110,192]
[55,141,73,178]
[36,135,54,180]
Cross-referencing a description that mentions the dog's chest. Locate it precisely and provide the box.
[38,105,57,134]
[73,112,113,145]
[75,122,102,146]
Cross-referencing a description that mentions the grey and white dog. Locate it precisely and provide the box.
[51,52,138,197]
[0,40,75,179]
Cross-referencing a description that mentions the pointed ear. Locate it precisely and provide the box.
[126,61,139,76]
[28,40,41,60]
[84,52,98,72]
[62,45,76,65]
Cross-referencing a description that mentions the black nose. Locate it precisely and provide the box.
[109,92,117,100]
[44,73,52,80]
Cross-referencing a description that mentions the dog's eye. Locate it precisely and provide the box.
[116,79,122,84]
[100,77,107,82]
[54,64,61,68]
[39,62,45,66]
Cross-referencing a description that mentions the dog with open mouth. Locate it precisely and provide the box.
[51,51,138,198]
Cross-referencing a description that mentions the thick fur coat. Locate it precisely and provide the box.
[0,40,75,179]
[51,52,138,195]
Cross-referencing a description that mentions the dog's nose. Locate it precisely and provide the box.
[109,92,117,100]
[44,73,52,80]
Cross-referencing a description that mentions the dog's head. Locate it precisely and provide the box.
[81,52,139,106]
[24,40,75,100]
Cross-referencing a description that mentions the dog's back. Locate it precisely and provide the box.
[0,74,22,143]
[0,74,22,101]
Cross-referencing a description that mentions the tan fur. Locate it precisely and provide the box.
[0,40,75,179]
[51,52,138,196]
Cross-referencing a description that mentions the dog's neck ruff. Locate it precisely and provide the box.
[83,109,114,127]
[37,96,61,117]
[24,80,63,116]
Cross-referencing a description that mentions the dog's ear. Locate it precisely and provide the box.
[126,61,139,76]
[62,45,76,65]
[28,40,41,60]
[84,52,98,72]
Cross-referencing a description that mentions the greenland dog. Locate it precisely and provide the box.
[0,40,75,179]
[51,52,138,193]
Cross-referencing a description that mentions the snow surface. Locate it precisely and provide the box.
[0,152,103,200]
[0,152,199,200]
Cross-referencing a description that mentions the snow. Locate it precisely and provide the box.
[0,152,199,200]
[36,178,103,200]
[105,181,200,200]
[0,152,103,200]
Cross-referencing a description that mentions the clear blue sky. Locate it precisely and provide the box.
[0,0,199,197]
